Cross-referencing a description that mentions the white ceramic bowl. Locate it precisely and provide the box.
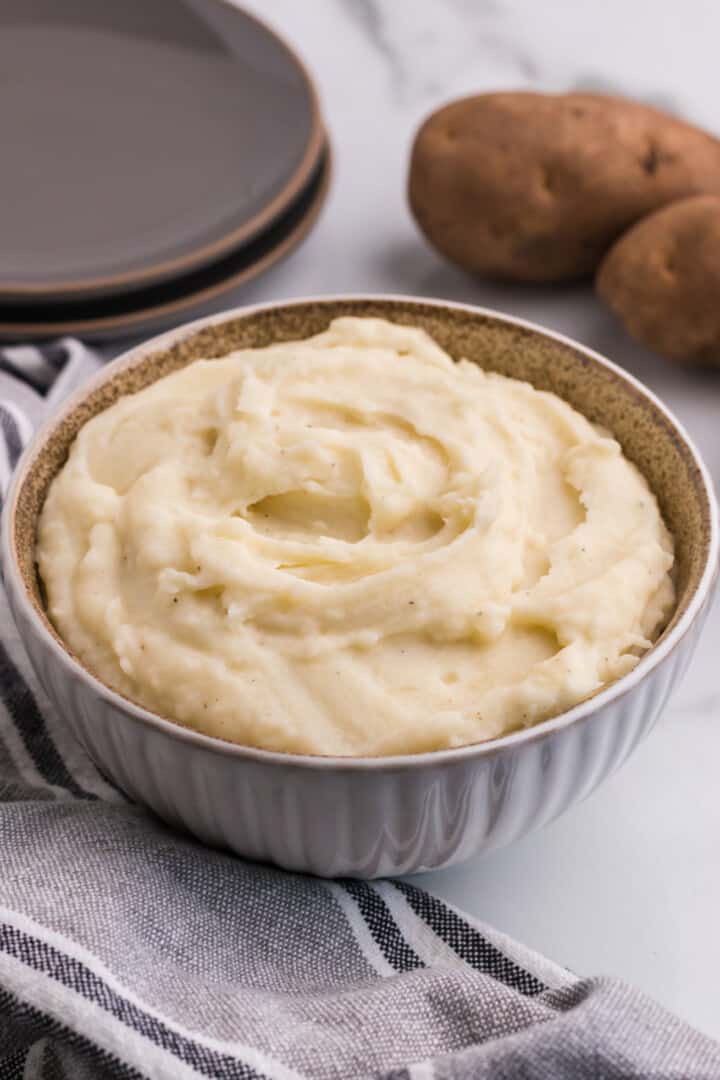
[3,297,718,877]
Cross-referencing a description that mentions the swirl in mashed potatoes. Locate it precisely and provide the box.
[37,318,675,755]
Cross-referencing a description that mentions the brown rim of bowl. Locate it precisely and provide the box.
[0,143,331,340]
[0,1,325,300]
[4,296,719,772]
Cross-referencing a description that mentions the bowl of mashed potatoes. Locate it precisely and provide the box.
[3,297,717,876]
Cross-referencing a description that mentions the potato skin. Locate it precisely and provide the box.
[408,91,720,282]
[597,194,720,365]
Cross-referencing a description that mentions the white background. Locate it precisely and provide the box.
[225,0,720,1039]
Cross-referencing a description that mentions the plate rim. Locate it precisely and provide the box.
[0,0,325,299]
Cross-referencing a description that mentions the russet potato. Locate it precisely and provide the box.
[597,194,720,365]
[409,91,720,282]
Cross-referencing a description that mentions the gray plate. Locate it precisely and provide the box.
[0,144,331,342]
[0,0,323,299]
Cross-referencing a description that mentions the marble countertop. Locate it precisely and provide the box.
[225,0,720,1040]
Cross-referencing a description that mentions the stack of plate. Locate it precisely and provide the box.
[0,0,329,340]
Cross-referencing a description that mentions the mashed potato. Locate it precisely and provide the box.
[37,318,675,755]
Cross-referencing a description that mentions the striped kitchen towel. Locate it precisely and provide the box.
[1,340,719,1080]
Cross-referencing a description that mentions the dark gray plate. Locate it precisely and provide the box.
[0,144,331,341]
[0,0,323,298]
